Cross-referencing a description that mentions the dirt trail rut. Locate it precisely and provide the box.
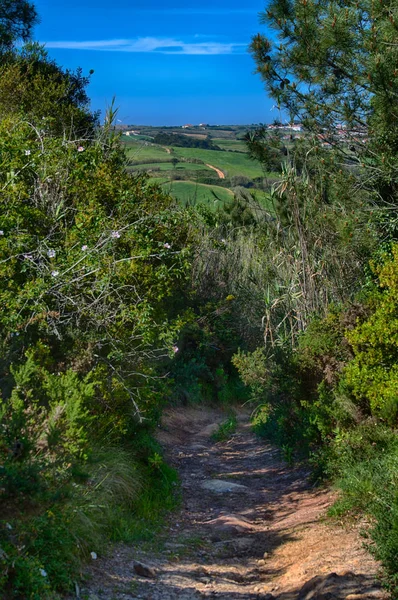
[79,408,388,600]
[205,164,225,179]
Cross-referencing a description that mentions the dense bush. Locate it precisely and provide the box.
[344,246,398,424]
[324,423,398,592]
[232,243,398,592]
[0,44,98,135]
[0,44,191,598]
[153,132,221,150]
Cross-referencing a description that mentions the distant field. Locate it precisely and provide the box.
[147,177,274,214]
[123,139,264,179]
[181,133,207,139]
[125,141,171,163]
[130,162,211,172]
[160,181,233,208]
[121,135,274,211]
[171,147,265,178]
[121,134,154,142]
[148,177,169,186]
[213,139,248,152]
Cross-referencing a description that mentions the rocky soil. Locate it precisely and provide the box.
[76,407,389,600]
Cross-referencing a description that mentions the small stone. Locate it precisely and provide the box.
[164,542,185,550]
[133,561,157,578]
[205,515,253,534]
[201,479,248,493]
[233,537,254,551]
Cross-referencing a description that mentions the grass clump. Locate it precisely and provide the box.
[211,413,237,442]
[0,439,179,599]
[324,424,398,593]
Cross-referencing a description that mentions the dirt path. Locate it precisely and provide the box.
[78,408,388,600]
[205,164,225,179]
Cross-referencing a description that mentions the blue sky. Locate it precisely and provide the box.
[33,0,273,125]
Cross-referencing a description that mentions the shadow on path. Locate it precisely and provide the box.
[75,407,388,600]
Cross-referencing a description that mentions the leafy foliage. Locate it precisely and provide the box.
[221,3,398,592]
[0,0,38,52]
[211,413,237,442]
[153,132,221,150]
[344,245,398,424]
[0,44,97,134]
[0,24,189,599]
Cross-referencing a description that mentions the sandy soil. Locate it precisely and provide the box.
[75,407,389,600]
[205,164,225,179]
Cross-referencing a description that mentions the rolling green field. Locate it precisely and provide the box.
[124,140,171,162]
[122,131,272,208]
[130,161,211,172]
[213,139,248,152]
[171,147,265,178]
[123,139,264,178]
[160,181,234,207]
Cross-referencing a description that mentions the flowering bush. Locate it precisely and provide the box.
[0,114,191,422]
[0,106,192,596]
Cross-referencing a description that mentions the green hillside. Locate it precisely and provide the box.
[160,180,234,207]
[171,147,265,178]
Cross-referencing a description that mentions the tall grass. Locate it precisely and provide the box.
[326,424,398,595]
[0,440,179,598]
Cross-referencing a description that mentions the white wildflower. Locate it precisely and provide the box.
[90,552,97,560]
[51,270,59,278]
[0,230,3,236]
[163,243,171,249]
[172,345,179,354]
[47,249,56,258]
[39,569,47,577]
[77,146,84,152]
[25,150,31,156]
[111,231,121,239]
[81,245,88,251]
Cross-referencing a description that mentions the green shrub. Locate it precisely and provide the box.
[211,413,237,442]
[0,437,178,597]
[0,42,191,599]
[324,423,398,593]
[0,353,93,500]
[344,245,398,424]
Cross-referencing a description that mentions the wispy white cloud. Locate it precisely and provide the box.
[44,37,246,55]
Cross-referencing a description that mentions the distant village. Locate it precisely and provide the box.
[122,122,304,137]
[121,122,367,147]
